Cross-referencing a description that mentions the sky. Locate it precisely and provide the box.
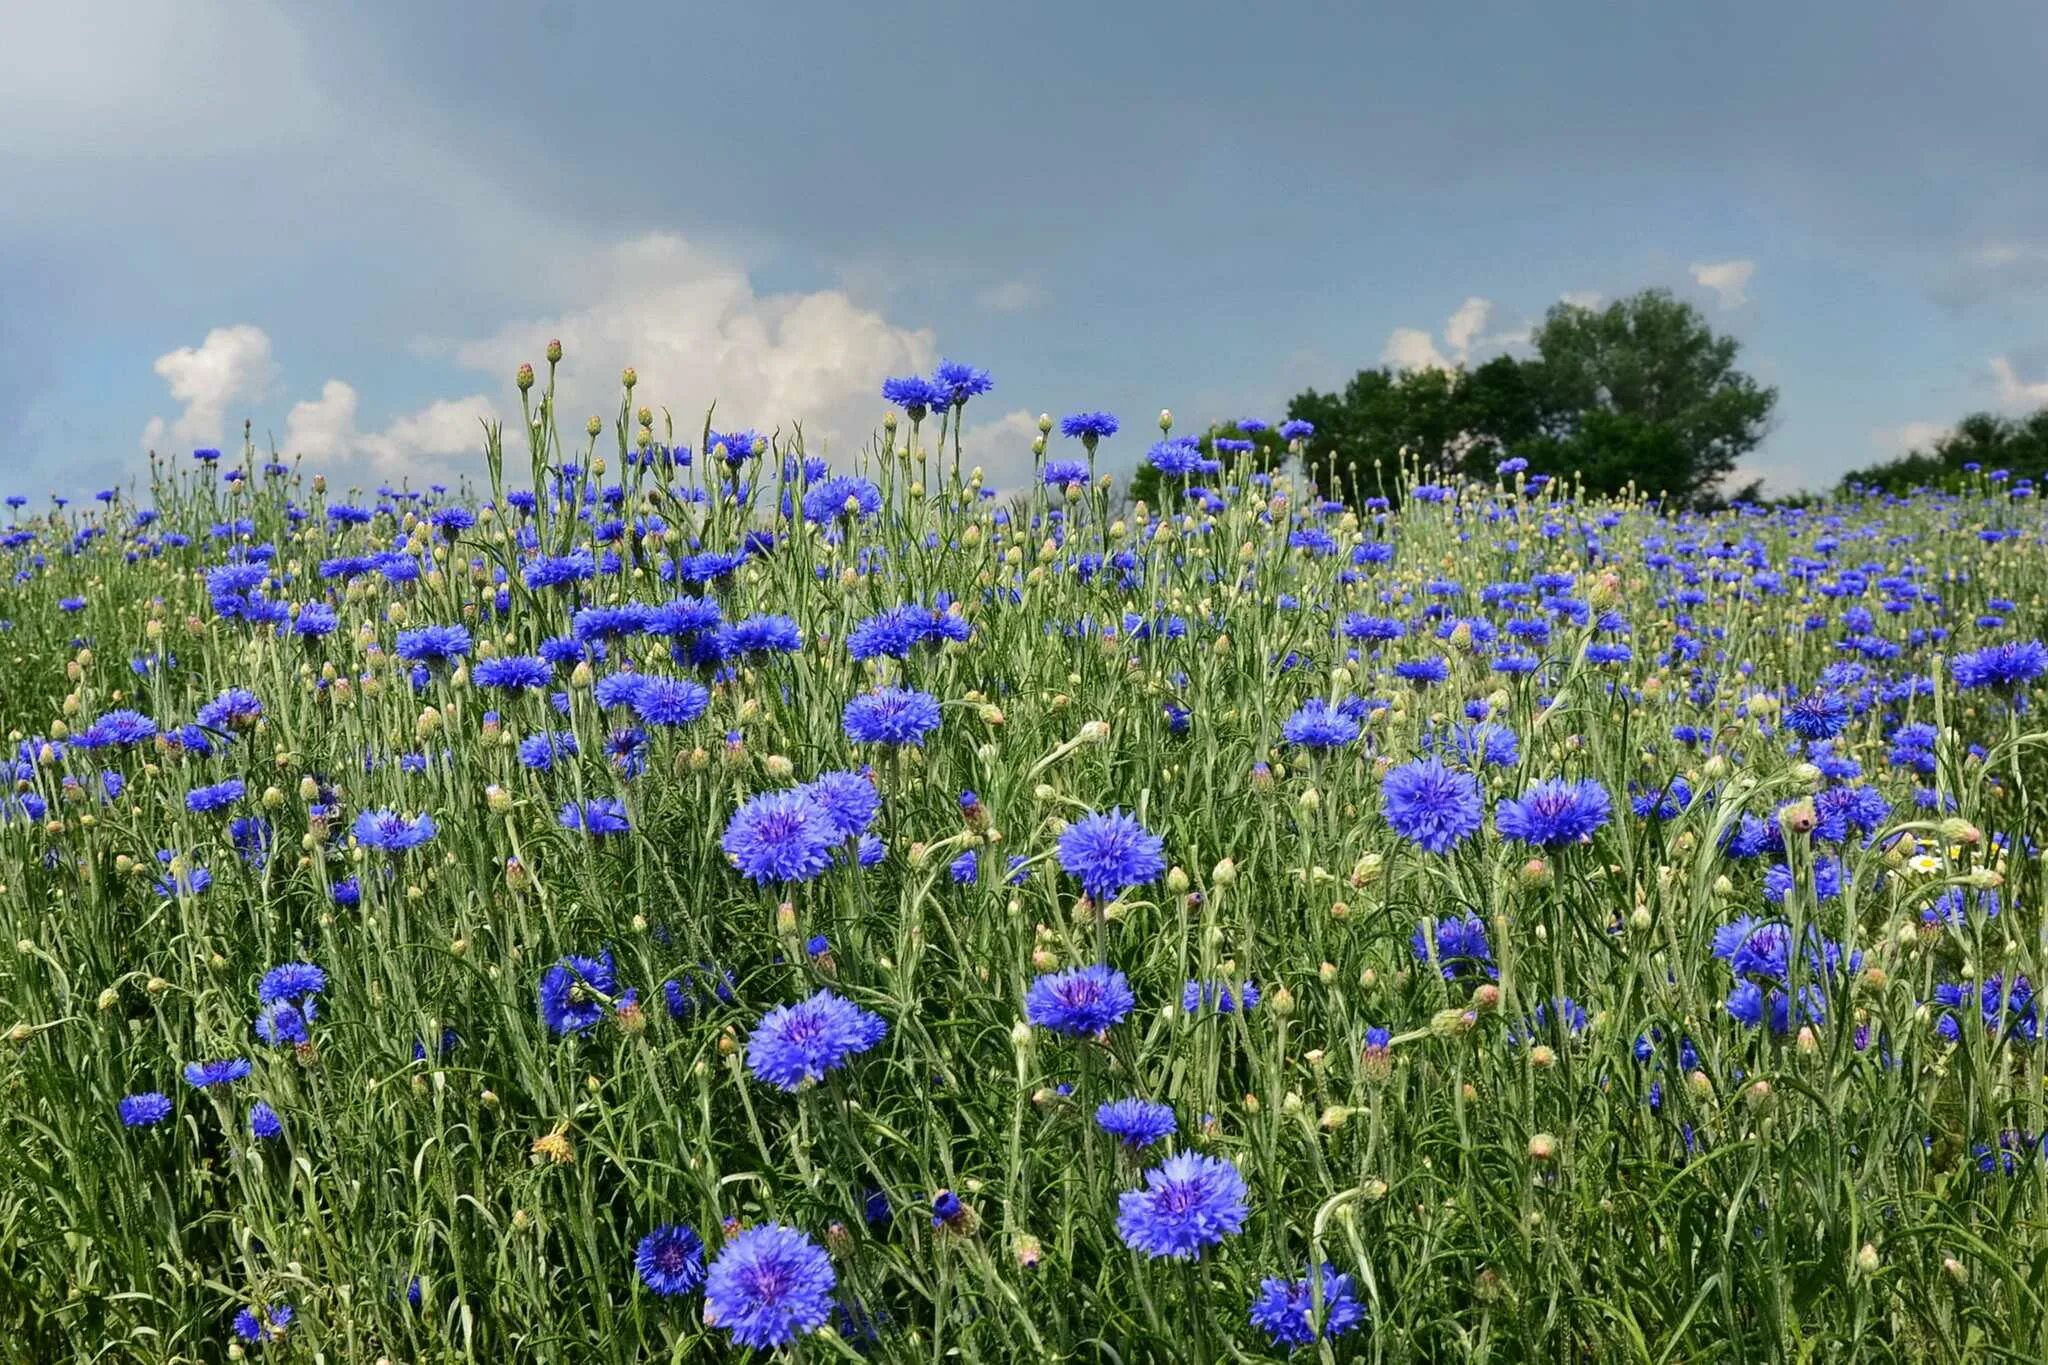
[5,1,2048,500]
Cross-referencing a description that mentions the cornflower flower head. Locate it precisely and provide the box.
[636,1223,707,1296]
[1248,1263,1367,1350]
[722,790,840,883]
[703,1224,836,1350]
[1056,809,1165,901]
[745,989,889,1091]
[1025,963,1136,1037]
[1495,778,1612,849]
[1115,1151,1249,1259]
[1380,757,1484,854]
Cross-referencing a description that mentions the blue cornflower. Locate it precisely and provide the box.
[574,603,653,642]
[1116,1151,1249,1259]
[708,429,763,465]
[1146,438,1208,477]
[800,476,883,525]
[1953,642,2048,692]
[1059,411,1119,444]
[473,655,552,690]
[524,550,595,589]
[797,770,881,842]
[703,1224,836,1350]
[931,360,993,407]
[196,687,264,730]
[249,1101,283,1141]
[930,1189,967,1230]
[517,731,578,771]
[1042,459,1090,487]
[395,625,471,663]
[724,613,803,655]
[882,375,947,417]
[291,603,338,636]
[664,965,738,1018]
[78,709,158,748]
[1783,691,1851,740]
[636,1223,707,1296]
[598,674,650,714]
[1496,778,1612,849]
[1182,979,1261,1015]
[1281,698,1360,748]
[1413,913,1494,979]
[630,677,710,727]
[119,1092,173,1127]
[746,989,889,1091]
[1056,809,1165,901]
[1381,757,1484,854]
[1278,419,1315,442]
[1426,721,1520,769]
[353,809,437,852]
[185,778,245,813]
[183,1057,252,1089]
[231,1304,293,1345]
[646,597,723,638]
[842,686,942,747]
[1025,964,1136,1036]
[1097,1098,1177,1148]
[1248,1263,1367,1350]
[1392,657,1450,687]
[254,1002,312,1046]
[560,797,631,836]
[723,790,840,883]
[538,952,618,1036]
[262,965,329,1010]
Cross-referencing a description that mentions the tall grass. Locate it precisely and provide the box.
[1,358,2045,1362]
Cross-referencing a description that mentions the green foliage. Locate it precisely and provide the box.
[1,375,2045,1363]
[1285,291,1775,506]
[1839,410,2048,494]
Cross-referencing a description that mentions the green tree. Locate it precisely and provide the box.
[1278,290,1771,507]
[1523,290,1775,502]
[1836,409,2048,493]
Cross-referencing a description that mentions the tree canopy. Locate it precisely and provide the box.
[1835,409,2048,494]
[1124,290,1778,511]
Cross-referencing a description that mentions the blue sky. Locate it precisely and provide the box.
[5,1,2046,498]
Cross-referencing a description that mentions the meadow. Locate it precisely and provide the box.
[2,352,2045,1362]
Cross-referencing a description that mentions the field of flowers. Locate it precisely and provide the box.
[2,350,2046,1362]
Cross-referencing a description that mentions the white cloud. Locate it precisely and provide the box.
[1969,243,2048,269]
[1380,298,1527,373]
[1690,259,1755,309]
[1559,290,1605,309]
[447,233,936,461]
[1991,356,2048,409]
[139,324,276,452]
[283,379,499,477]
[976,280,1044,314]
[1380,326,1454,372]
[1872,421,1949,455]
[1442,297,1492,356]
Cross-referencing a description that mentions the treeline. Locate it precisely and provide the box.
[1126,288,2033,509]
[1833,410,2048,494]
